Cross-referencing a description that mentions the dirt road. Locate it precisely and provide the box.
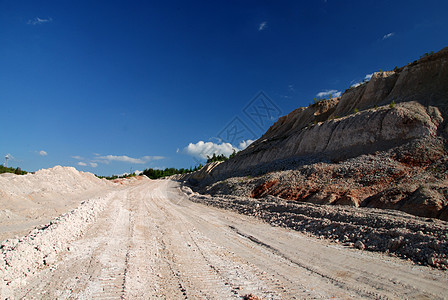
[12,180,448,299]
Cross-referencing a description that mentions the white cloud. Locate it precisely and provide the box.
[39,150,47,156]
[97,155,164,164]
[316,90,341,98]
[90,162,98,168]
[183,139,255,159]
[27,17,53,25]
[77,162,87,166]
[239,139,254,150]
[382,32,395,40]
[364,73,373,81]
[258,21,267,31]
[71,155,83,160]
[184,141,237,159]
[119,170,143,177]
[350,73,374,88]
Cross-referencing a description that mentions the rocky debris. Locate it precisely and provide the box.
[354,240,365,250]
[0,192,114,297]
[181,185,448,270]
[198,138,448,220]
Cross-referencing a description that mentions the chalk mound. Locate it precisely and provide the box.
[0,166,113,241]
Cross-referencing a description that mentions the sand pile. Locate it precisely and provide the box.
[0,166,109,197]
[0,166,113,240]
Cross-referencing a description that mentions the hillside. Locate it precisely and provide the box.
[189,47,448,220]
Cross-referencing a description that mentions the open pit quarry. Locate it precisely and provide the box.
[1,47,448,299]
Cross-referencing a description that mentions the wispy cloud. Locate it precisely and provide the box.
[27,17,53,25]
[258,21,267,31]
[316,90,341,98]
[183,139,254,159]
[73,155,96,167]
[39,150,47,156]
[96,155,165,164]
[73,154,162,167]
[382,32,395,40]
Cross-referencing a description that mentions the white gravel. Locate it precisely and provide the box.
[0,191,114,297]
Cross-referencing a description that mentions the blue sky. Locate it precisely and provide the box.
[1,0,447,175]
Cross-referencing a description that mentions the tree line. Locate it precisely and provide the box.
[0,165,27,175]
[206,150,237,163]
[142,165,203,179]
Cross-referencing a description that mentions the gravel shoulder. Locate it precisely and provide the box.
[184,183,448,270]
[2,179,448,299]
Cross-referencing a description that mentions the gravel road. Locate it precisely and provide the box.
[6,179,448,299]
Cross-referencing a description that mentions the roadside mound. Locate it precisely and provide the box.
[0,192,114,297]
[0,166,114,240]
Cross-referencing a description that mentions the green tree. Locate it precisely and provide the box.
[229,149,238,159]
[206,153,229,163]
[389,100,396,108]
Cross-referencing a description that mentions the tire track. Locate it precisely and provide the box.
[146,182,327,299]
[12,179,448,299]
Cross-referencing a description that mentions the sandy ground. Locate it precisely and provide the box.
[2,179,447,299]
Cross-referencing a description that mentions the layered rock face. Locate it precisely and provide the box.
[199,47,448,220]
[211,47,448,179]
